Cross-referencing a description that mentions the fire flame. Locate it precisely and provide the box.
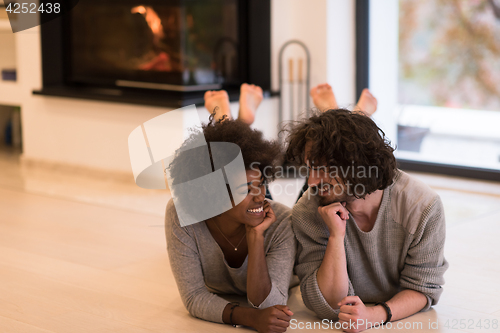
[131,5,165,42]
[132,5,171,71]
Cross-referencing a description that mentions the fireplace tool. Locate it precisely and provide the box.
[278,40,311,127]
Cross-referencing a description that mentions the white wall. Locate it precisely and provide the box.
[271,0,329,91]
[369,0,398,142]
[326,0,356,106]
[0,32,16,69]
[0,0,356,175]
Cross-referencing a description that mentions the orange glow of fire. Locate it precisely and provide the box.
[131,5,165,41]
[131,5,171,72]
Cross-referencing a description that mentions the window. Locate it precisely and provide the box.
[363,0,500,179]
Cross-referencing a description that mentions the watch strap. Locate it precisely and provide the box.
[229,302,239,327]
[375,302,392,323]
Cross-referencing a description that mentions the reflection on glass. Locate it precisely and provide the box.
[399,0,500,110]
[396,0,500,171]
[70,0,239,86]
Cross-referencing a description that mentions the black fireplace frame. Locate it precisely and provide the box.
[33,0,271,108]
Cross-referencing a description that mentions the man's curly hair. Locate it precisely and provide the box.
[284,108,397,198]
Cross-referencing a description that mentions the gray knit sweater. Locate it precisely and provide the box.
[165,199,296,324]
[292,170,449,320]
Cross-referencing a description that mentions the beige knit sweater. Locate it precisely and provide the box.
[165,199,296,324]
[292,170,449,320]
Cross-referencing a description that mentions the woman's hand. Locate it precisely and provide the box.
[247,200,276,238]
[251,305,293,333]
[245,200,276,306]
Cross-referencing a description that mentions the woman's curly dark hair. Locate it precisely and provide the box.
[167,114,281,223]
[284,108,396,198]
[169,113,281,186]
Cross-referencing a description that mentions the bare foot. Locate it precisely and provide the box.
[354,88,377,117]
[238,83,263,125]
[310,83,338,112]
[204,90,232,121]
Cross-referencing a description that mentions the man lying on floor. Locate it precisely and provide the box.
[285,107,449,333]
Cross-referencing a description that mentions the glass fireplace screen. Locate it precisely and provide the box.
[69,0,240,89]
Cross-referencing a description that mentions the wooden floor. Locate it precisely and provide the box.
[1,153,500,332]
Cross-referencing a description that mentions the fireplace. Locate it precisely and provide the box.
[34,0,270,107]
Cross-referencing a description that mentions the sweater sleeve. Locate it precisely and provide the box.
[165,200,229,323]
[248,209,296,309]
[292,199,355,320]
[399,196,449,311]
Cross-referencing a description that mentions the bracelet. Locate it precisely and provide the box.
[375,302,392,323]
[229,302,239,327]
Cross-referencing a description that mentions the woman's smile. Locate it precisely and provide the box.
[247,205,264,217]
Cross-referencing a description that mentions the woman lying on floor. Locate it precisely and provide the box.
[165,84,296,333]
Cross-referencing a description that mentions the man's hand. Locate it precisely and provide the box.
[315,203,350,310]
[318,202,349,239]
[252,305,293,333]
[338,296,386,333]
